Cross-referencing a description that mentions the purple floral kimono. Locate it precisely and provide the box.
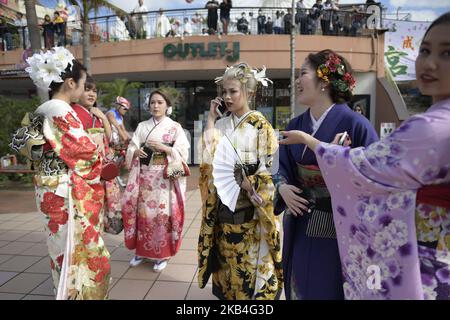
[314,98,450,299]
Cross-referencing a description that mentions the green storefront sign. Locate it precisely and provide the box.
[163,42,240,62]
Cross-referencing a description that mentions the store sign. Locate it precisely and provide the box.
[0,69,27,78]
[163,42,240,62]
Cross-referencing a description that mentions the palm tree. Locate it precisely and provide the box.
[67,1,127,72]
[24,0,41,53]
[97,78,143,108]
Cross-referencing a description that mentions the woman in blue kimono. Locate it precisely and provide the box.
[274,49,379,299]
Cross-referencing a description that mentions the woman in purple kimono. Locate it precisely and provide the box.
[279,13,450,299]
[275,49,379,299]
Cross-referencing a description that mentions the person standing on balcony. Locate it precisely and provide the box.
[131,0,148,39]
[205,0,219,34]
[237,12,249,34]
[295,1,308,35]
[273,10,283,34]
[283,8,293,34]
[265,16,273,34]
[219,0,232,35]
[53,11,66,46]
[42,15,55,49]
[257,9,266,34]
[274,50,378,300]
[183,17,193,36]
[14,12,29,49]
[155,8,171,38]
[123,88,190,272]
[311,0,323,35]
[278,13,450,299]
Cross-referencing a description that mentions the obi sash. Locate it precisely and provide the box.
[416,184,450,209]
[296,164,336,238]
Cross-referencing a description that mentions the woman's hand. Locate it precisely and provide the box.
[208,97,222,122]
[331,132,352,147]
[279,130,308,145]
[278,184,310,217]
[134,147,148,159]
[90,107,107,121]
[148,141,171,154]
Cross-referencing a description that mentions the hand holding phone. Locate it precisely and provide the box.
[338,131,348,146]
[215,98,228,117]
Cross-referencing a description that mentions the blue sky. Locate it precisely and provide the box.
[39,0,449,22]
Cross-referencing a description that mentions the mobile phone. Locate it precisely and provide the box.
[338,131,348,146]
[216,99,228,117]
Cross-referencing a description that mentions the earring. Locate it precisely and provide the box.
[321,87,325,92]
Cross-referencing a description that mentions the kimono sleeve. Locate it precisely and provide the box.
[43,111,101,184]
[125,122,144,169]
[171,124,190,163]
[316,113,450,191]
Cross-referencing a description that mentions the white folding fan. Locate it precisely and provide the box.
[212,136,243,212]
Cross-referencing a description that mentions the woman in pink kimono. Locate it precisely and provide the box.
[122,89,190,272]
[279,13,450,299]
[11,47,110,299]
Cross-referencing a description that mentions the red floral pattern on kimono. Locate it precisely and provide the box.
[34,99,110,300]
[122,117,189,260]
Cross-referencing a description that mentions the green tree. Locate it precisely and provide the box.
[67,1,127,72]
[96,78,143,108]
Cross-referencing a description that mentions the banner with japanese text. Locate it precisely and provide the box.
[384,19,430,82]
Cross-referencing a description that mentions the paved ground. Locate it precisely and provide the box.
[0,167,218,300]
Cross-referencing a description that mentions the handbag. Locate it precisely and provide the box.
[90,117,121,181]
[140,118,163,166]
[163,156,190,180]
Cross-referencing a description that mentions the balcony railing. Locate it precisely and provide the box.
[0,4,382,51]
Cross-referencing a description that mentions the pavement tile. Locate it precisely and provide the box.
[0,271,18,286]
[108,279,154,300]
[122,261,160,280]
[22,294,55,300]
[179,237,199,251]
[110,247,135,262]
[0,231,30,242]
[17,232,47,243]
[144,281,190,300]
[30,277,54,296]
[0,273,49,294]
[25,256,51,274]
[0,221,23,230]
[158,263,197,282]
[0,241,36,255]
[0,241,9,248]
[0,255,12,265]
[0,255,42,272]
[183,228,200,239]
[0,292,24,300]
[109,261,130,279]
[186,284,217,300]
[170,250,197,265]
[21,243,49,256]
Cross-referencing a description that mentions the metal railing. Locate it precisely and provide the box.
[0,4,381,51]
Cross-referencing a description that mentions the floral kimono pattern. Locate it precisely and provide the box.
[122,117,190,260]
[33,100,110,300]
[71,104,123,234]
[314,98,450,299]
[198,111,283,300]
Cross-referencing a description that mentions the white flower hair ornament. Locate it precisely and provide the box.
[166,106,173,115]
[25,47,75,91]
[214,64,273,87]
